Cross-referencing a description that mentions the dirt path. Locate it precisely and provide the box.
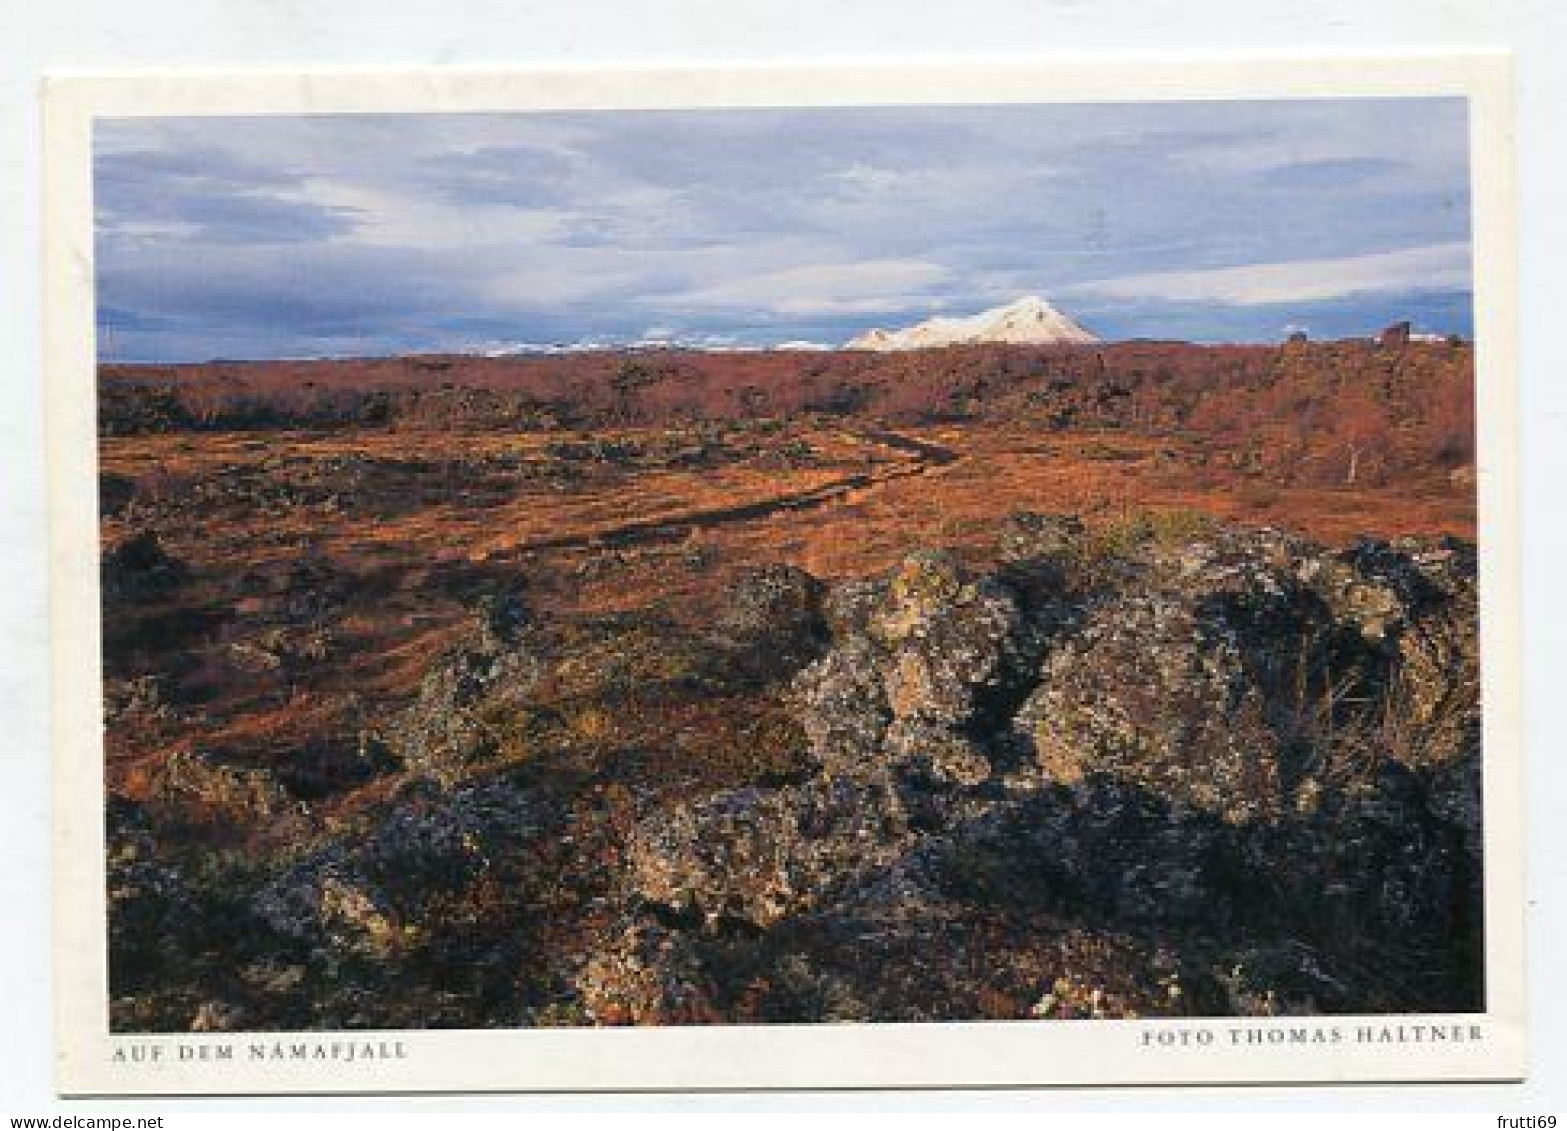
[514,428,963,554]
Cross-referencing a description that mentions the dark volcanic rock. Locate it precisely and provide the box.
[106,797,197,986]
[584,520,1484,1020]
[1014,527,1479,823]
[144,749,305,833]
[254,779,543,960]
[1017,591,1289,822]
[705,563,830,684]
[791,549,1039,786]
[625,776,912,928]
[998,511,1087,567]
[99,471,138,518]
[874,551,1030,733]
[118,517,1483,1028]
[576,918,724,1025]
[102,530,189,603]
[790,632,891,779]
[382,593,546,785]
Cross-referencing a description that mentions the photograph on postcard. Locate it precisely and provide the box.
[46,60,1523,1091]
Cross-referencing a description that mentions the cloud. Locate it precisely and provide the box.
[1258,157,1405,189]
[287,178,575,250]
[415,144,582,206]
[96,146,365,245]
[674,258,949,315]
[1069,242,1472,307]
[92,99,1474,359]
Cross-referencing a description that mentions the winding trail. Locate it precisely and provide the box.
[516,428,963,554]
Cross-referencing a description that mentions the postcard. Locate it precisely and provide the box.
[44,55,1523,1094]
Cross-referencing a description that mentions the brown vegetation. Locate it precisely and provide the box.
[97,338,1482,1031]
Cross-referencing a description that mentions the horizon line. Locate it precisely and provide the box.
[98,329,1470,367]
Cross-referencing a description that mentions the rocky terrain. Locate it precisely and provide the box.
[106,512,1483,1030]
[98,335,1481,1030]
[98,337,1474,494]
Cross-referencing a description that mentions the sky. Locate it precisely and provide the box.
[94,98,1472,361]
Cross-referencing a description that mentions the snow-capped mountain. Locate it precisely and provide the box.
[847,295,1100,351]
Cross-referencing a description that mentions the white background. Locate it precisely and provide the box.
[3,0,1564,1116]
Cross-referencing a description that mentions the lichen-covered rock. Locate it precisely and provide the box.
[576,918,722,1025]
[603,526,1483,1018]
[1246,754,1483,947]
[790,550,1035,787]
[1014,526,1479,824]
[877,576,1022,729]
[933,779,1238,928]
[146,750,303,829]
[625,777,912,927]
[106,797,198,982]
[707,563,829,681]
[882,719,993,786]
[1016,594,1286,822]
[189,1000,247,1032]
[997,511,1086,568]
[115,516,1485,1028]
[473,587,531,652]
[789,635,891,780]
[382,595,545,784]
[1424,748,1484,859]
[254,779,541,959]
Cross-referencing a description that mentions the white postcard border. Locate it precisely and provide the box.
[44,54,1524,1095]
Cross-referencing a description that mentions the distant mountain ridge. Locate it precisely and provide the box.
[848,295,1101,351]
[481,337,833,358]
